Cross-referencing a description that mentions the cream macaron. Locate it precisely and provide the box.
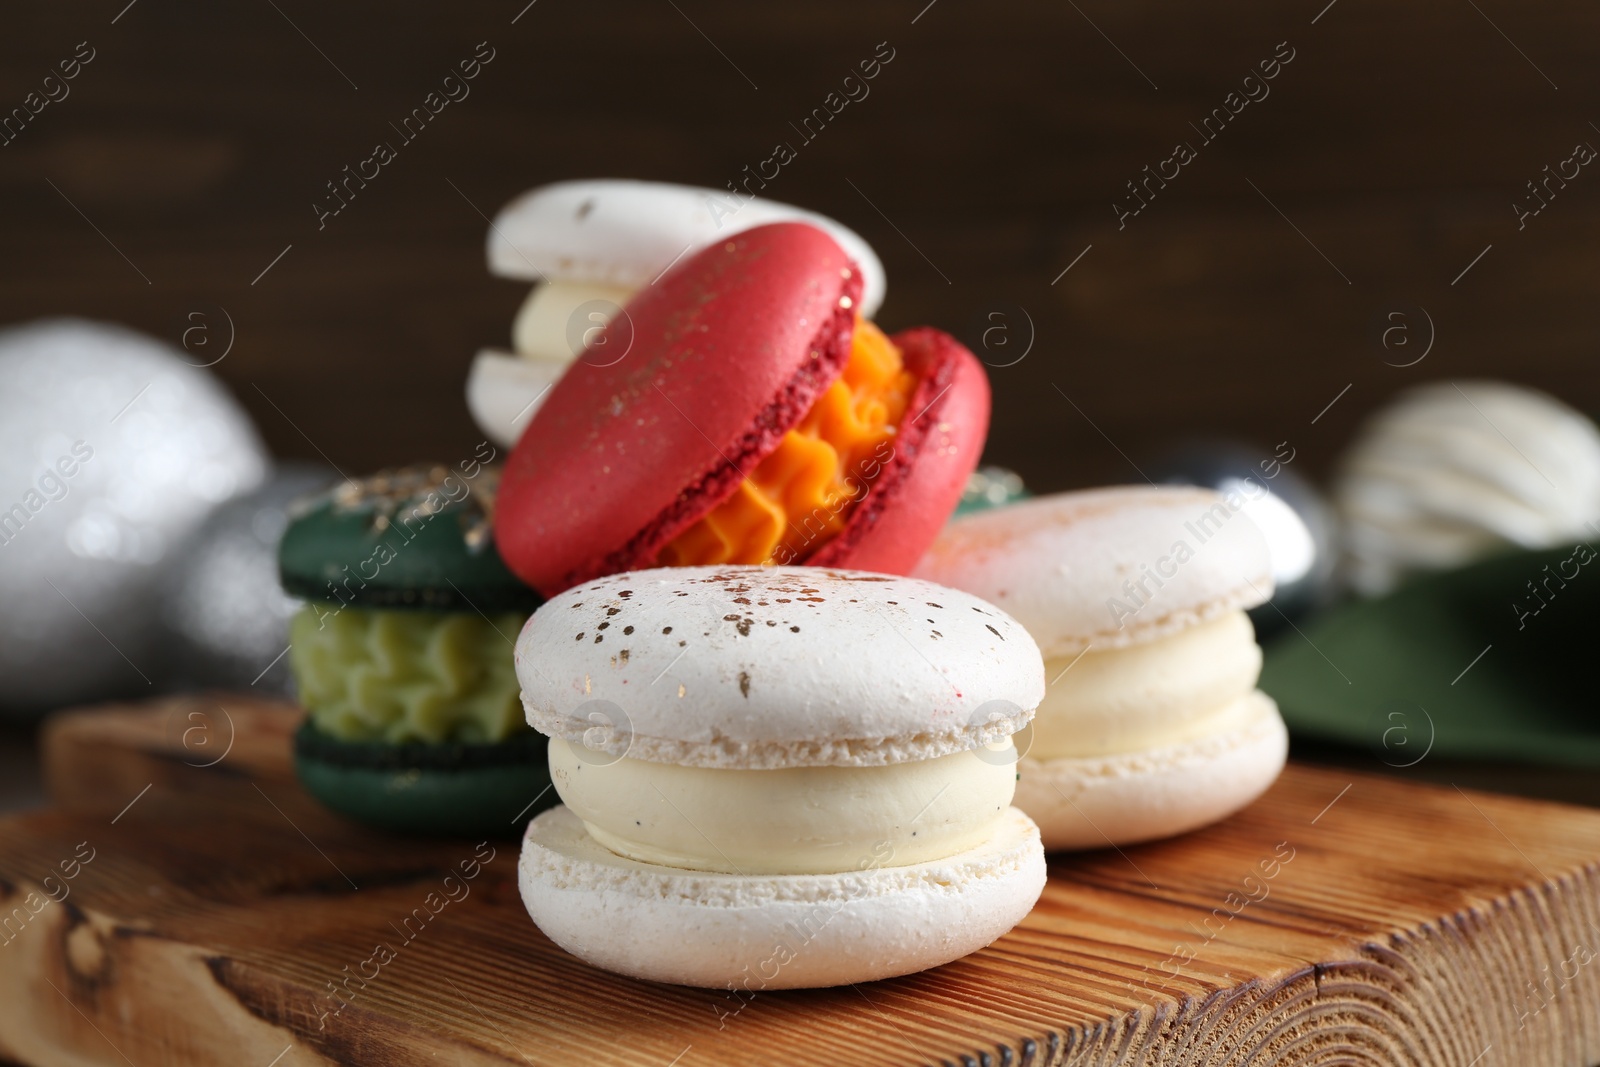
[915,486,1288,850]
[468,179,886,447]
[513,565,1046,989]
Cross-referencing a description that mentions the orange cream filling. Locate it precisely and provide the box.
[658,319,916,567]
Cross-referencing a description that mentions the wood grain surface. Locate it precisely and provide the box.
[3,2,1599,488]
[2,694,1598,1065]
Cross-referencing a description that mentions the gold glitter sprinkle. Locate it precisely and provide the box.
[313,463,502,553]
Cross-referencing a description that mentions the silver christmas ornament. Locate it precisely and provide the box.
[1151,442,1338,630]
[0,319,268,715]
[158,463,335,695]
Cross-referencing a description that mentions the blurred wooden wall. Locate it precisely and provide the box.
[2,0,1597,491]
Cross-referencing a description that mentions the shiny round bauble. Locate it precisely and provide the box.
[1150,441,1338,630]
[158,463,335,695]
[0,319,267,715]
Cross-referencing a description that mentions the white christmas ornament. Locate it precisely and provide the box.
[1334,381,1600,595]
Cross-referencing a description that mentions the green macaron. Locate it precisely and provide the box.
[279,461,554,838]
[955,466,1029,516]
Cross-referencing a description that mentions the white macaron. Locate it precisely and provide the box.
[915,486,1288,850]
[513,565,1047,989]
[468,180,888,447]
[488,179,886,312]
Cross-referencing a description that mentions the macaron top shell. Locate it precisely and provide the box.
[914,486,1274,657]
[488,179,886,316]
[514,566,1043,770]
[495,222,861,594]
[279,464,541,613]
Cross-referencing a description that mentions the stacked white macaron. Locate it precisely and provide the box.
[467,179,887,447]
[916,486,1287,850]
[513,565,1046,989]
[1334,381,1600,595]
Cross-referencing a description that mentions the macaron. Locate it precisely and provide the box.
[279,462,553,837]
[956,465,1029,516]
[495,221,991,596]
[1334,381,1600,595]
[514,566,1047,988]
[915,486,1288,850]
[468,179,886,447]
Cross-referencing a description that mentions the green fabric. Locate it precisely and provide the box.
[1260,543,1600,768]
[289,604,527,744]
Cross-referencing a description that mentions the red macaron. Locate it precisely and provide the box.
[494,221,990,595]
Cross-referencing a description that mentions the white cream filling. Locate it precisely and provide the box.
[548,737,1018,875]
[1032,610,1262,759]
[512,280,636,362]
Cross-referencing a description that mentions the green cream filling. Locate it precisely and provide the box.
[288,604,527,744]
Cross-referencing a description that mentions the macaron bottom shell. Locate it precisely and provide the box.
[1014,690,1288,850]
[518,804,1046,989]
[293,719,555,839]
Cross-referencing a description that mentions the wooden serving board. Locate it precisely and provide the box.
[3,695,1600,1066]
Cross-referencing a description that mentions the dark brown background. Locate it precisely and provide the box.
[3,0,1597,491]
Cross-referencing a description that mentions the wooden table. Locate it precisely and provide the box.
[2,693,1598,1065]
